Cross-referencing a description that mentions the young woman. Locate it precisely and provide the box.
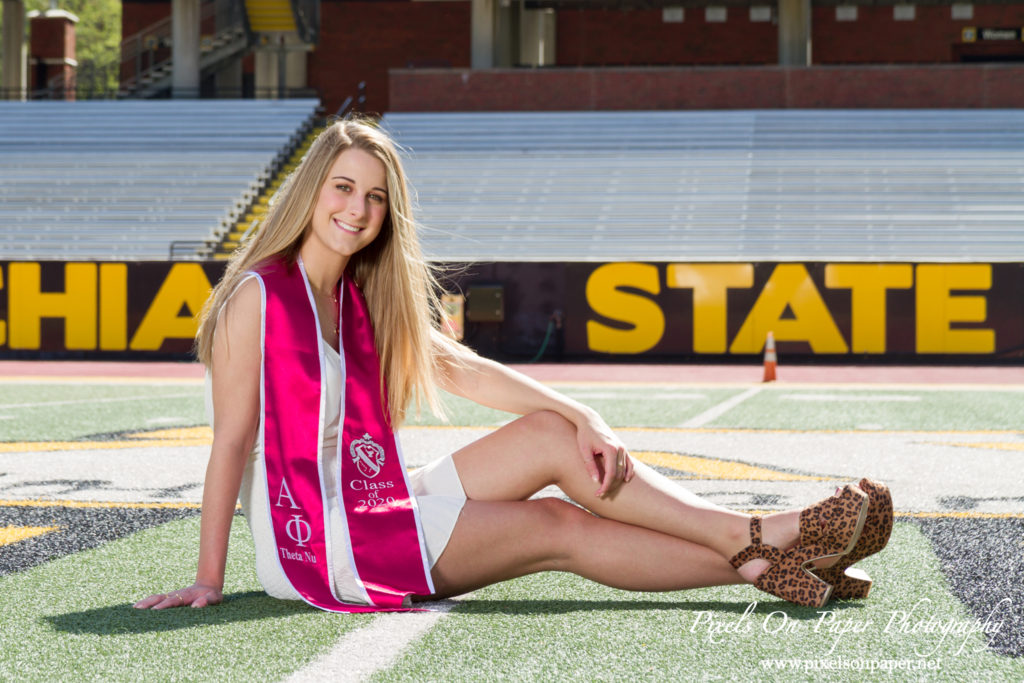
[135,119,892,613]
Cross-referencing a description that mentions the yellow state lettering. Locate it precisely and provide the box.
[99,263,128,350]
[9,263,97,350]
[585,263,664,354]
[668,264,754,353]
[730,264,848,354]
[129,264,213,351]
[915,264,994,353]
[0,266,5,347]
[825,264,912,353]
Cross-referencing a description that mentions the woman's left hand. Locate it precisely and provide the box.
[133,582,223,610]
[574,409,634,497]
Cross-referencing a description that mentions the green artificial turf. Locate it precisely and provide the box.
[376,523,1024,682]
[0,516,374,682]
[2,379,1022,680]
[0,383,206,442]
[716,387,1024,432]
[405,386,743,429]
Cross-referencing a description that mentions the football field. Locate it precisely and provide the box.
[0,363,1022,681]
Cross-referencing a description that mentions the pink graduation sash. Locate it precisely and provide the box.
[255,257,434,612]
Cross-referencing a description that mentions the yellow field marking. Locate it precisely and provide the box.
[633,451,826,481]
[0,525,59,546]
[135,427,211,441]
[0,426,213,453]
[0,499,204,510]
[6,423,1020,454]
[945,441,1024,452]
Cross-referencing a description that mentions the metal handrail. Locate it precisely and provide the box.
[336,82,366,118]
[290,0,320,44]
[120,0,247,95]
[169,240,208,260]
[120,0,218,61]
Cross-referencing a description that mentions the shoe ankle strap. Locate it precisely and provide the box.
[728,517,784,569]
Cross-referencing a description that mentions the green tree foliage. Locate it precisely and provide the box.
[0,0,122,96]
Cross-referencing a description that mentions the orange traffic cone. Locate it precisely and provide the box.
[762,331,777,382]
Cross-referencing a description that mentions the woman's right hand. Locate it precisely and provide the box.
[133,582,223,609]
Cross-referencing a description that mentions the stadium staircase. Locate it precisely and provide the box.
[245,0,298,32]
[121,0,318,98]
[212,125,323,260]
[121,1,248,98]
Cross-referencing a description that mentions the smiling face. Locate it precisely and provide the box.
[304,146,389,264]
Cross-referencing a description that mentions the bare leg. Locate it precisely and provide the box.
[451,411,807,581]
[428,498,743,599]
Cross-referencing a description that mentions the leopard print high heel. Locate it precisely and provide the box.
[729,485,869,608]
[799,483,872,550]
[814,479,893,600]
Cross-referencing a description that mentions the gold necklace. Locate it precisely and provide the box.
[313,285,338,307]
[310,286,339,338]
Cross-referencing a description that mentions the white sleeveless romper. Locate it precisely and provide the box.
[206,343,466,603]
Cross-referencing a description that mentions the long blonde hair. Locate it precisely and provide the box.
[196,117,451,427]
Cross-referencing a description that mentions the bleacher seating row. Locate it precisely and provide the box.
[3,105,1022,262]
[382,110,1024,262]
[0,99,319,260]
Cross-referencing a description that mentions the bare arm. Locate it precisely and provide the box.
[135,279,262,609]
[433,332,633,496]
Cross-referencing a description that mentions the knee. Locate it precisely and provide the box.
[532,498,591,569]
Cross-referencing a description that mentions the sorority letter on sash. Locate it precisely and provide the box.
[255,257,434,612]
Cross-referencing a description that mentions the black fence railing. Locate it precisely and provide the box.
[1,85,320,101]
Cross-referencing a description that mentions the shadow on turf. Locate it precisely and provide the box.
[446,598,869,617]
[44,591,313,635]
[45,595,869,636]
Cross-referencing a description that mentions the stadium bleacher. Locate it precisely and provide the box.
[382,110,1024,262]
[0,99,319,260]
[4,105,1022,263]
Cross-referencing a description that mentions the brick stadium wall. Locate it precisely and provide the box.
[813,4,1024,63]
[122,0,172,40]
[554,4,1024,67]
[309,0,471,114]
[388,64,1024,110]
[120,1,1024,110]
[556,7,777,66]
[119,0,471,112]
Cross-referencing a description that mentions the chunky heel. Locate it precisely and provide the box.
[815,479,893,600]
[754,544,834,608]
[829,566,872,599]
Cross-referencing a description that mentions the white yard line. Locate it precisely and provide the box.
[679,385,764,428]
[285,599,461,683]
[0,392,197,409]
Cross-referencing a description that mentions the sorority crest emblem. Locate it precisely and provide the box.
[350,433,386,478]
